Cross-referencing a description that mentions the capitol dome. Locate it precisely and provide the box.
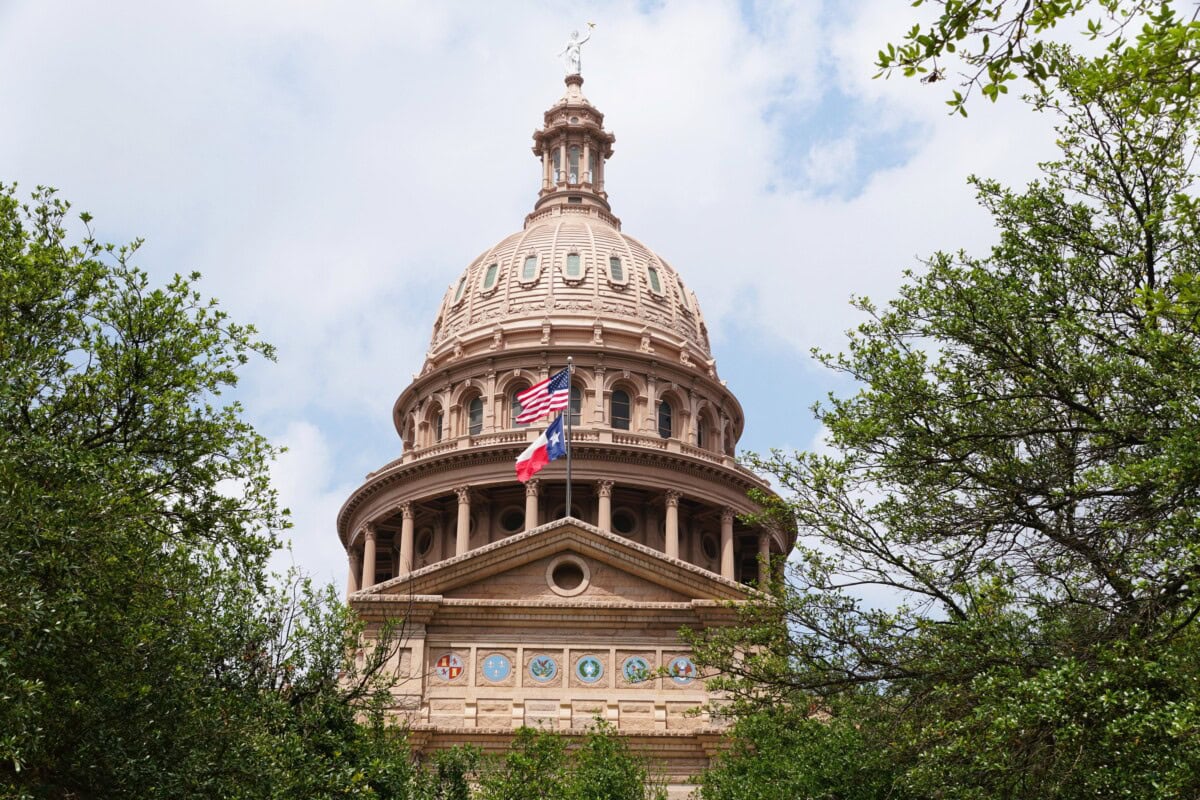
[429,215,713,366]
[337,69,788,795]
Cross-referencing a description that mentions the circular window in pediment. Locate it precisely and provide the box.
[500,508,525,534]
[612,509,637,536]
[546,554,590,597]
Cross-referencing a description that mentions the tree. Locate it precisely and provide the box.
[478,727,567,800]
[692,54,1200,799]
[878,1,1200,114]
[697,710,900,800]
[563,721,665,800]
[0,186,415,798]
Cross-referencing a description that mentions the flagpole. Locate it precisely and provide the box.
[564,356,573,519]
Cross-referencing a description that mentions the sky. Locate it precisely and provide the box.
[0,0,1064,587]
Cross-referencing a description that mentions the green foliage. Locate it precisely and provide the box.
[412,747,481,800]
[0,185,418,798]
[691,56,1200,799]
[877,1,1200,115]
[476,723,664,800]
[478,727,567,800]
[564,721,665,800]
[698,710,901,800]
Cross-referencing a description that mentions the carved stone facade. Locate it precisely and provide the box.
[338,74,785,796]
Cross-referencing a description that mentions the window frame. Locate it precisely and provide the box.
[565,252,582,278]
[610,389,631,431]
[646,265,664,295]
[481,262,499,291]
[521,254,539,283]
[608,255,627,285]
[569,385,583,427]
[657,399,673,439]
[510,383,531,428]
[467,395,484,436]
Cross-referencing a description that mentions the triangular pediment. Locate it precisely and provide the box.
[356,517,750,605]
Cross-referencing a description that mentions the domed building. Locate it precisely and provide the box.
[338,71,787,793]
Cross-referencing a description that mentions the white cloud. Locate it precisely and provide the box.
[0,0,1068,582]
[268,420,357,586]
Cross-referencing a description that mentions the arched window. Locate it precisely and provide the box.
[565,253,581,278]
[696,417,706,449]
[552,149,562,182]
[608,256,624,282]
[611,389,631,431]
[522,255,538,280]
[568,145,581,183]
[452,277,466,303]
[657,400,673,439]
[569,385,582,427]
[482,263,499,290]
[467,396,484,436]
[510,384,530,428]
[433,409,444,443]
[647,266,663,294]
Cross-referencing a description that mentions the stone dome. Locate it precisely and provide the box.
[428,214,712,362]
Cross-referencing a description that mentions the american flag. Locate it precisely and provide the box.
[515,368,570,423]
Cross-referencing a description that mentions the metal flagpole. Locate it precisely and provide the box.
[564,356,573,519]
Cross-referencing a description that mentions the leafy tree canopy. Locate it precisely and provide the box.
[879,1,1200,114]
[0,185,412,798]
[691,49,1200,800]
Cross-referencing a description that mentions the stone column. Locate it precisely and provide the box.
[454,487,471,556]
[720,507,736,580]
[642,374,658,435]
[346,551,361,596]
[596,480,614,532]
[398,501,414,576]
[582,142,591,182]
[558,143,566,182]
[664,490,680,559]
[361,525,377,588]
[524,479,540,532]
[758,531,772,586]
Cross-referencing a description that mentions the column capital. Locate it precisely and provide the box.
[399,500,414,520]
[595,479,614,498]
[363,525,378,542]
[664,489,681,508]
[720,506,736,525]
[525,478,541,498]
[454,485,472,504]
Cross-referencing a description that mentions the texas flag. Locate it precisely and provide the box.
[515,414,566,483]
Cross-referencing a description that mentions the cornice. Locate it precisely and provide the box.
[356,517,753,602]
[337,441,770,545]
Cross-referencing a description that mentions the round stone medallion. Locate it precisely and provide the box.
[434,652,464,681]
[529,654,558,683]
[482,653,512,682]
[622,656,651,684]
[576,655,604,683]
[668,656,697,684]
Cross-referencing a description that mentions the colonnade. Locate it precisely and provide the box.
[347,480,774,594]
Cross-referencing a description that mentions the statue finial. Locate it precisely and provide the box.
[557,22,595,76]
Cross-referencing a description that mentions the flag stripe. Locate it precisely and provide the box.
[515,368,570,423]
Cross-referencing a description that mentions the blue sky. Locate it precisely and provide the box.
[0,0,1061,586]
